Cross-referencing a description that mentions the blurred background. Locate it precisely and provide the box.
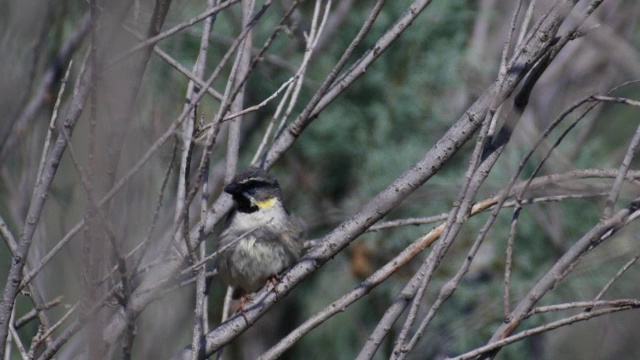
[1,0,640,359]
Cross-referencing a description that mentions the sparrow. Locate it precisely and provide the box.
[216,166,304,304]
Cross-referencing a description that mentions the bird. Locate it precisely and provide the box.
[216,166,305,307]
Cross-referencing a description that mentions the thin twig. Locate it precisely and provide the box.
[484,195,640,352]
[599,97,640,219]
[503,206,520,320]
[36,270,140,360]
[516,1,536,48]
[591,256,639,304]
[450,305,639,360]
[183,231,250,275]
[218,77,297,124]
[108,0,240,67]
[33,303,78,351]
[0,14,89,161]
[249,1,305,164]
[367,215,450,231]
[224,0,255,185]
[0,46,93,356]
[8,310,27,360]
[192,142,211,360]
[262,0,389,166]
[528,299,640,317]
[35,61,73,188]
[189,3,218,357]
[368,192,609,232]
[272,0,332,142]
[14,297,63,330]
[122,24,224,101]
[131,140,178,274]
[1,211,58,352]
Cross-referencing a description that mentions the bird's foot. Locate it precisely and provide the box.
[266,275,281,298]
[236,295,252,324]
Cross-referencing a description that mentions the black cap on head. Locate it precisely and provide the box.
[225,166,281,193]
[224,167,282,213]
[230,166,278,186]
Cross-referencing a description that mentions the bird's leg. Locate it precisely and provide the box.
[236,294,252,324]
[265,275,281,298]
[237,294,252,311]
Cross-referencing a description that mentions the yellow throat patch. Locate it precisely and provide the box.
[254,197,277,209]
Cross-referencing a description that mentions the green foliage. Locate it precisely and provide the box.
[297,0,473,207]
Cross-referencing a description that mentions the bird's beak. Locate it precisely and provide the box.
[224,182,243,195]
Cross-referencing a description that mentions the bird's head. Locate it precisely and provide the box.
[224,167,283,213]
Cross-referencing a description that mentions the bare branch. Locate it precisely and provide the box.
[8,310,27,360]
[169,2,609,358]
[262,0,389,166]
[0,47,93,356]
[451,304,640,360]
[602,116,640,219]
[0,14,90,161]
[5,1,635,358]
[224,0,255,182]
[122,24,224,101]
[484,196,640,353]
[13,297,63,330]
[108,0,240,67]
[591,256,639,304]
